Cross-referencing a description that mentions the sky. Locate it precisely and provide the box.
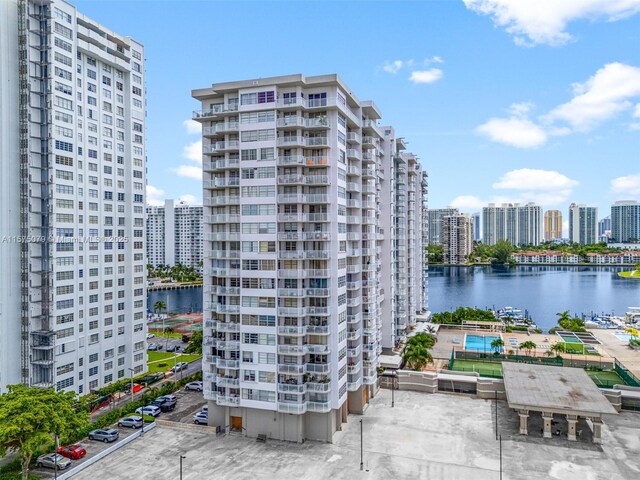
[73,0,640,230]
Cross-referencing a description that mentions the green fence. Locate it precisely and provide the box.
[614,359,640,387]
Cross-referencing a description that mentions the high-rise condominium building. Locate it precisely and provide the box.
[568,203,597,245]
[472,212,481,242]
[611,201,640,244]
[482,203,541,246]
[598,215,611,240]
[146,199,203,272]
[544,210,562,241]
[193,74,426,443]
[442,214,473,264]
[0,0,146,394]
[426,208,459,245]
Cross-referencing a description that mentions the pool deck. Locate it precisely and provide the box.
[588,329,640,378]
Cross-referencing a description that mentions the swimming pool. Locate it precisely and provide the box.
[615,333,632,342]
[464,335,503,352]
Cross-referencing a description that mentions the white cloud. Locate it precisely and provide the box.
[430,56,444,64]
[449,195,487,211]
[409,69,443,84]
[633,103,640,118]
[146,185,165,206]
[463,0,640,46]
[544,62,640,131]
[174,165,202,181]
[183,119,201,135]
[476,116,547,148]
[383,60,404,74]
[610,173,640,195]
[183,139,203,164]
[493,168,579,191]
[177,194,199,205]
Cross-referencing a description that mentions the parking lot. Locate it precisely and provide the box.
[32,388,206,479]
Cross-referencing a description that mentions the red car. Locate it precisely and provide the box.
[57,444,86,460]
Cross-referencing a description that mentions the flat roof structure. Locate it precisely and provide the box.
[502,363,617,443]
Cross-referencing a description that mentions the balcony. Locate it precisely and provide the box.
[205,214,241,223]
[193,104,239,119]
[305,344,329,354]
[202,122,239,136]
[363,374,377,385]
[217,376,240,387]
[347,297,361,307]
[278,325,306,336]
[277,116,304,128]
[346,149,361,160]
[347,362,361,375]
[205,232,240,242]
[347,313,361,324]
[277,155,306,166]
[362,168,375,178]
[278,307,307,316]
[346,233,361,241]
[362,136,376,147]
[217,321,240,332]
[278,364,305,375]
[205,140,239,153]
[277,174,305,185]
[346,265,361,274]
[204,196,240,206]
[277,288,306,298]
[277,136,305,147]
[277,402,306,414]
[347,250,360,257]
[347,281,361,290]
[215,304,240,314]
[306,382,331,393]
[203,371,216,382]
[346,182,361,193]
[347,345,362,357]
[276,97,306,109]
[278,213,307,223]
[278,344,305,355]
[216,340,240,350]
[216,394,240,406]
[306,137,328,147]
[305,363,330,374]
[305,250,330,259]
[305,287,329,297]
[216,359,240,369]
[305,175,329,186]
[348,378,363,391]
[305,325,330,335]
[306,401,331,413]
[277,194,306,204]
[347,330,361,341]
[278,383,305,393]
[346,132,361,144]
[304,156,329,166]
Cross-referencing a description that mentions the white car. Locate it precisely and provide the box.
[135,405,161,417]
[193,411,208,425]
[146,333,155,339]
[185,381,203,392]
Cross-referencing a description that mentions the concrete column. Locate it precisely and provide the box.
[592,417,602,444]
[518,409,529,435]
[541,412,553,439]
[567,414,578,441]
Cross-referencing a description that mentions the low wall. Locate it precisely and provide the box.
[155,419,218,434]
[61,422,157,479]
[396,370,438,393]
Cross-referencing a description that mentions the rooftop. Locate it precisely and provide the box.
[502,363,618,416]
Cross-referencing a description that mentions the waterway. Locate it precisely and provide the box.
[428,265,640,332]
[148,286,203,314]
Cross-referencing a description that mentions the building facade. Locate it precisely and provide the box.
[0,0,147,394]
[193,74,425,443]
[472,212,481,242]
[544,210,562,242]
[611,201,640,244]
[482,203,542,247]
[598,215,611,240]
[568,203,597,245]
[426,208,459,245]
[146,199,203,272]
[442,214,473,264]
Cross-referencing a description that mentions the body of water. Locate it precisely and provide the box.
[428,265,640,332]
[148,286,203,314]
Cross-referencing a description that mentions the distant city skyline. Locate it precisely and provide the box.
[68,1,639,220]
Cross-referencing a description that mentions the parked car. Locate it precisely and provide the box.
[151,398,175,412]
[182,334,191,343]
[118,415,144,429]
[147,343,159,351]
[185,381,203,392]
[193,411,208,425]
[57,444,86,460]
[201,404,208,413]
[88,428,119,443]
[146,333,155,339]
[36,453,71,470]
[166,344,181,352]
[172,362,189,372]
[135,405,161,417]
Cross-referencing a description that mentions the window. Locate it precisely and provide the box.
[54,37,72,52]
[55,140,73,152]
[55,52,72,67]
[54,22,72,39]
[55,96,73,110]
[308,92,327,107]
[241,129,274,142]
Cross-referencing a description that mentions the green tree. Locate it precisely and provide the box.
[490,338,504,353]
[519,341,537,356]
[426,244,444,264]
[406,332,437,350]
[0,385,88,480]
[184,330,203,354]
[550,342,566,356]
[492,239,514,264]
[403,344,433,371]
[153,300,167,316]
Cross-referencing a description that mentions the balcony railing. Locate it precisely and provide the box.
[216,394,240,406]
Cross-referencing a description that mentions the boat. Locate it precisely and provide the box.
[493,306,539,330]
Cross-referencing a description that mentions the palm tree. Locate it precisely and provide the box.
[403,344,433,371]
[550,342,566,356]
[153,300,167,316]
[519,341,537,356]
[490,338,504,354]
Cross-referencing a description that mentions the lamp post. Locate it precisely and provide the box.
[495,390,498,440]
[179,455,186,480]
[128,367,135,405]
[54,432,59,480]
[391,373,395,408]
[359,418,363,471]
[499,434,503,480]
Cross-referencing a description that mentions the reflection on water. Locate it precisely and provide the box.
[148,286,203,314]
[428,265,640,332]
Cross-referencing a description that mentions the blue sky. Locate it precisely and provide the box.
[74,0,640,228]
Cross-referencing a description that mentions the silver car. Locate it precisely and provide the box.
[193,411,208,425]
[118,415,143,429]
[185,381,203,391]
[36,453,71,470]
[88,428,120,443]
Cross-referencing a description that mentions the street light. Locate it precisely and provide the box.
[391,373,396,408]
[359,418,363,471]
[128,368,135,405]
[179,455,186,480]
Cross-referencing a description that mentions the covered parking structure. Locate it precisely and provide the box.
[502,363,617,444]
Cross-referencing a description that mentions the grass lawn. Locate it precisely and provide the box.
[146,351,202,374]
[148,331,183,339]
[450,359,503,377]
[586,370,625,387]
[618,270,640,279]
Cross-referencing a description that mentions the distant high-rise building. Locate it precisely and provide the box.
[146,200,203,272]
[0,0,147,393]
[442,214,473,264]
[427,208,459,245]
[471,212,481,242]
[482,203,542,246]
[544,210,562,241]
[598,215,611,240]
[611,201,640,243]
[568,203,597,245]
[193,74,426,443]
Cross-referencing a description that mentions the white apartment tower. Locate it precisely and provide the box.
[193,74,425,442]
[426,208,459,245]
[482,203,541,247]
[146,199,203,271]
[442,214,473,264]
[0,0,147,393]
[568,203,597,245]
